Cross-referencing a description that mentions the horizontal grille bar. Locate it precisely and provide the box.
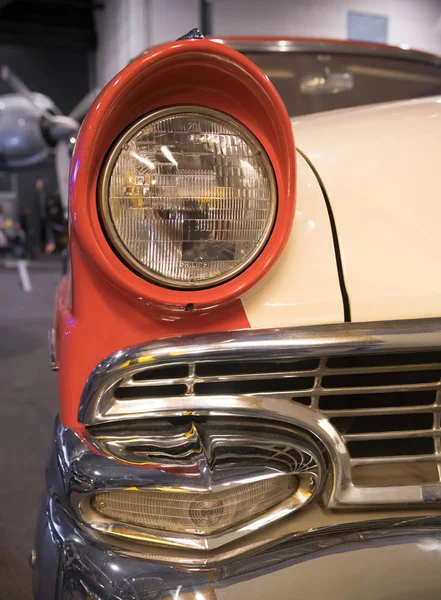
[118,381,441,395]
[322,406,437,417]
[118,362,441,485]
[351,454,441,466]
[122,363,441,387]
[343,429,438,441]
[80,319,441,502]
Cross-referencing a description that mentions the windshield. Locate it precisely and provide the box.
[243,51,441,116]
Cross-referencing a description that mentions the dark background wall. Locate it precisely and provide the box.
[0,45,91,115]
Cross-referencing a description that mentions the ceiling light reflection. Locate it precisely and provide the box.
[240,158,256,174]
[161,145,178,165]
[129,150,155,170]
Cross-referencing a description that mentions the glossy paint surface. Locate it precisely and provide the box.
[56,268,249,430]
[212,538,441,600]
[242,152,344,327]
[294,96,441,322]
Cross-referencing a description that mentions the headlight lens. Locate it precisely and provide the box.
[100,107,276,288]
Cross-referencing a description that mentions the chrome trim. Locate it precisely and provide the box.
[28,548,36,569]
[48,328,58,371]
[37,418,441,582]
[80,317,441,423]
[178,28,204,40]
[214,39,441,67]
[34,484,441,599]
[66,420,325,550]
[99,105,277,289]
[79,318,441,510]
[82,393,441,509]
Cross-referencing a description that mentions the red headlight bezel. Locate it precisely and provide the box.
[70,39,296,310]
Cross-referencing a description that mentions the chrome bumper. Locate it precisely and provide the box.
[34,419,441,599]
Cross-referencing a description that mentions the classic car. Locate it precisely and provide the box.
[32,30,441,599]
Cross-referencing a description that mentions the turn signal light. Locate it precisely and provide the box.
[92,474,296,536]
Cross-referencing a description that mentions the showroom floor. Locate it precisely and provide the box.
[0,258,59,599]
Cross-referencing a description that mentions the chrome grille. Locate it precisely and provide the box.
[79,318,441,504]
[114,351,441,482]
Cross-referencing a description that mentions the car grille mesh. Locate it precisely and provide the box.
[116,350,441,483]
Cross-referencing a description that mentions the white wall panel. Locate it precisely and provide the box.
[148,0,199,46]
[94,0,198,88]
[95,0,150,88]
[94,0,441,89]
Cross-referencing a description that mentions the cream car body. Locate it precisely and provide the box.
[295,96,441,323]
[242,151,345,328]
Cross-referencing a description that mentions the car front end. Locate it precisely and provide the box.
[33,34,441,599]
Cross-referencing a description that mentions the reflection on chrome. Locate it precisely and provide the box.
[34,488,441,599]
[69,418,325,550]
[79,317,441,512]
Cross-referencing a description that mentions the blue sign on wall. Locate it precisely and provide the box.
[347,11,389,44]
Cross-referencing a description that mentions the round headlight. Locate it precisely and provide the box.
[100,107,277,289]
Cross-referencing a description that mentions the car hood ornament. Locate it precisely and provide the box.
[177,28,205,40]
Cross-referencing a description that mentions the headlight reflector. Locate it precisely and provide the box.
[100,107,276,288]
[92,474,296,536]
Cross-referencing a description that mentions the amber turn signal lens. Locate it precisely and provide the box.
[92,474,297,536]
